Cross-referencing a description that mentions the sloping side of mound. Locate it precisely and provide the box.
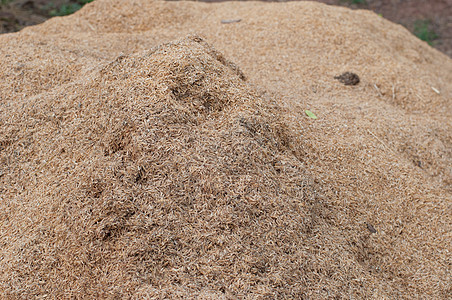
[0,1,451,299]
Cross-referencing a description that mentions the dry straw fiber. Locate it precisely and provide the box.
[0,0,451,298]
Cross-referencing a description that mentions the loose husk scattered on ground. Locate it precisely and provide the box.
[0,0,451,298]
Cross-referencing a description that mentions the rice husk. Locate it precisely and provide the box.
[0,0,451,298]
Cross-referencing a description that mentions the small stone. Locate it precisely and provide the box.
[366,222,377,234]
[335,72,360,86]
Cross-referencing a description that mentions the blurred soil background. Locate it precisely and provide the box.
[1,0,451,57]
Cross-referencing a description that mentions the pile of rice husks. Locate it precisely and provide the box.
[0,0,450,298]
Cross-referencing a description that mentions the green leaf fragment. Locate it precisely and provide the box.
[305,110,318,119]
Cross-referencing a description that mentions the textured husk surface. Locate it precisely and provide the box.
[0,0,451,299]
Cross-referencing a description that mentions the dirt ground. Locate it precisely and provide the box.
[1,0,451,57]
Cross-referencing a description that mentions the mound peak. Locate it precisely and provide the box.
[0,36,314,298]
